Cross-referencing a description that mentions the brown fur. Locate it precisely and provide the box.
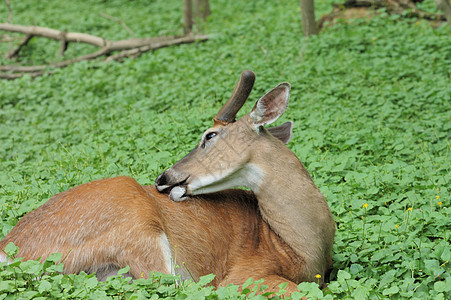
[1,176,309,294]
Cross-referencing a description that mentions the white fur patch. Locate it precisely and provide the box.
[159,233,174,275]
[188,164,265,195]
[156,184,170,192]
[169,186,187,202]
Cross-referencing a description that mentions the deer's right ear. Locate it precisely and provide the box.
[267,121,293,144]
[250,83,290,127]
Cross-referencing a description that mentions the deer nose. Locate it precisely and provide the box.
[155,172,169,192]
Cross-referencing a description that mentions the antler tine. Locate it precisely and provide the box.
[214,70,256,125]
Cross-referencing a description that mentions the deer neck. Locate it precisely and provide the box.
[251,141,333,280]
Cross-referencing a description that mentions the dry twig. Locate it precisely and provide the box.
[99,13,135,37]
[5,0,12,23]
[5,0,13,53]
[7,34,32,59]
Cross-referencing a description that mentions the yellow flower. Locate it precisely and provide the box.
[437,201,442,206]
[363,203,368,209]
[436,195,440,200]
[315,274,322,279]
[407,207,412,211]
[395,224,399,228]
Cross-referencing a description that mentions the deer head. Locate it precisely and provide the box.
[156,71,293,201]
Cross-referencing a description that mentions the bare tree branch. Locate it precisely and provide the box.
[0,33,209,74]
[5,0,12,23]
[0,22,209,79]
[6,34,33,59]
[0,23,208,51]
[99,13,135,37]
[105,33,208,62]
[0,23,107,47]
[58,31,69,56]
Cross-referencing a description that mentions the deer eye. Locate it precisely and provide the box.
[205,132,217,141]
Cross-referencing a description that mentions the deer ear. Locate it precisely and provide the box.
[267,121,293,144]
[250,83,290,127]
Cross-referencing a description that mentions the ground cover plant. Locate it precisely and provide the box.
[0,0,450,298]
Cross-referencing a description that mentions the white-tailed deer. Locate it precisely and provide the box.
[0,71,335,294]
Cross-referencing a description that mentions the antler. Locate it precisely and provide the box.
[214,70,256,125]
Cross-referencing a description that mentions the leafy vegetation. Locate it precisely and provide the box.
[1,0,450,298]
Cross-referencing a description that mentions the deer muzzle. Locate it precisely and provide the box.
[155,171,190,202]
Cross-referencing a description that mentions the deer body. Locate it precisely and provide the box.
[0,71,335,294]
[1,178,308,290]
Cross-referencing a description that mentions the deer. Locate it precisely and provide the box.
[0,71,335,295]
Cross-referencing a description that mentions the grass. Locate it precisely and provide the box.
[0,0,450,298]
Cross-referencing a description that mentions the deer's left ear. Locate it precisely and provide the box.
[250,83,290,127]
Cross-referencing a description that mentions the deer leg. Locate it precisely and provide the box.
[121,232,174,279]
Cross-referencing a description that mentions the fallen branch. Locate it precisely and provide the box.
[7,34,33,59]
[105,34,209,62]
[0,34,208,74]
[0,23,106,48]
[0,23,209,79]
[318,0,446,28]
